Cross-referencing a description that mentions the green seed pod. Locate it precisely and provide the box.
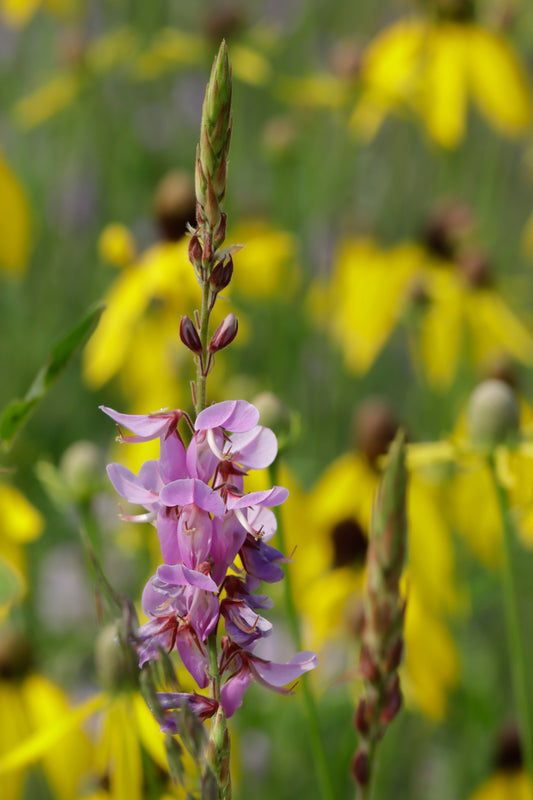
[467,379,520,450]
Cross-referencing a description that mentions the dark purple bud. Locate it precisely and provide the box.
[358,643,379,683]
[351,747,369,786]
[188,234,203,267]
[210,257,233,292]
[214,212,227,247]
[383,637,404,672]
[354,699,371,736]
[380,675,402,724]
[180,316,203,355]
[208,313,238,353]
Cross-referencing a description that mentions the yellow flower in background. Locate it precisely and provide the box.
[0,483,43,616]
[250,398,460,719]
[408,379,533,568]
[13,26,138,129]
[351,13,532,147]
[309,233,533,389]
[0,0,74,28]
[469,724,533,800]
[0,153,31,275]
[0,628,94,800]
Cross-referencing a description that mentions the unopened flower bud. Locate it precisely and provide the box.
[210,257,233,292]
[380,675,402,724]
[180,316,203,355]
[351,747,369,786]
[467,379,520,449]
[188,234,203,268]
[354,699,371,736]
[213,213,227,248]
[208,313,238,353]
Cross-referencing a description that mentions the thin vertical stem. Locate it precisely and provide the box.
[488,455,533,785]
[268,460,335,800]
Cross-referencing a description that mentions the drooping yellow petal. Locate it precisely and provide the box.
[448,462,502,566]
[0,688,104,774]
[402,586,459,720]
[20,675,94,799]
[313,238,420,374]
[465,289,533,368]
[419,24,468,148]
[229,222,298,298]
[467,26,532,137]
[469,771,533,800]
[0,153,31,274]
[0,682,31,800]
[351,18,425,139]
[96,696,142,800]
[408,474,459,614]
[98,224,137,268]
[418,268,465,389]
[13,73,79,129]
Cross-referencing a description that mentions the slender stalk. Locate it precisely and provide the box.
[195,275,212,415]
[268,460,335,800]
[488,454,533,785]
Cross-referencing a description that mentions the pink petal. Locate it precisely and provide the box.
[195,400,259,433]
[106,463,159,505]
[156,563,218,593]
[229,426,278,469]
[226,486,289,510]
[160,478,225,516]
[100,406,175,441]
[250,651,318,687]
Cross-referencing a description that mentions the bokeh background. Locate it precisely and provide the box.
[2,0,533,798]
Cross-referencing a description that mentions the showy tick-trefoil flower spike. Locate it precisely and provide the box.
[196,41,232,231]
[353,430,408,791]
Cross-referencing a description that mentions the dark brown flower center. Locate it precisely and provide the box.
[331,518,368,569]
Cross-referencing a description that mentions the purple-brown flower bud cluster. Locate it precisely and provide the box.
[352,432,407,789]
[102,400,316,724]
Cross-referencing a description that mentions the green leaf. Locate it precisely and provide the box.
[0,303,103,449]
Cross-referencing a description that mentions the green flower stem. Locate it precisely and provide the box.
[195,274,212,416]
[268,460,335,800]
[488,454,533,784]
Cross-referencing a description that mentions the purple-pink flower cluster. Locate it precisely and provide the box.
[102,400,317,723]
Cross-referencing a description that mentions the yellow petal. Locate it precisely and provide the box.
[85,26,138,75]
[0,0,39,27]
[0,483,43,544]
[276,74,350,108]
[0,153,31,274]
[97,697,142,800]
[0,689,104,774]
[13,73,79,129]
[133,28,207,80]
[419,25,468,148]
[469,771,533,800]
[418,268,465,388]
[20,675,93,799]
[231,44,271,87]
[468,26,532,136]
[465,290,533,367]
[402,586,459,719]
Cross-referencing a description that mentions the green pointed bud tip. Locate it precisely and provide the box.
[467,379,520,450]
